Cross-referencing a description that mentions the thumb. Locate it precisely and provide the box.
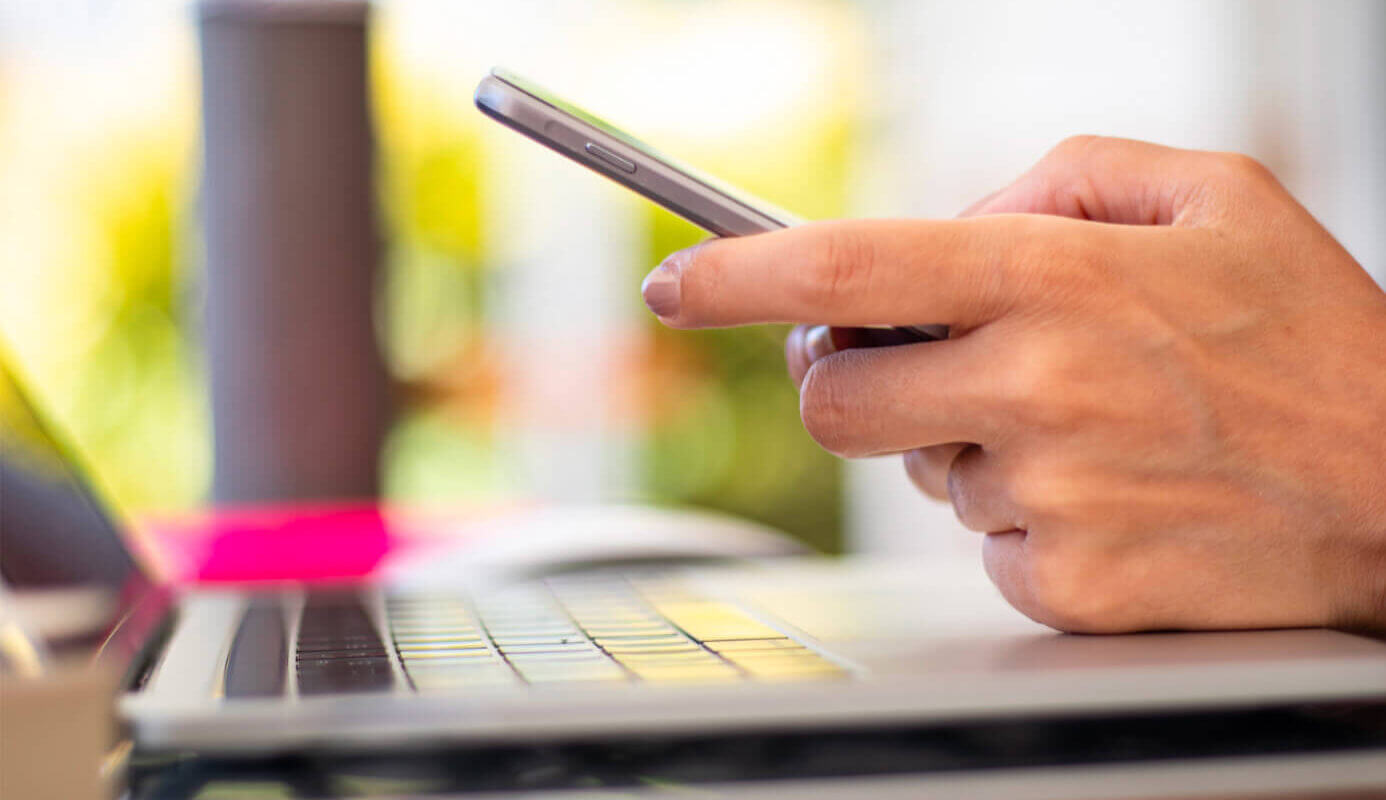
[962,135,1217,226]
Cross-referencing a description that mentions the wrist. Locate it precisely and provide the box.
[1330,316,1386,632]
[1330,515,1386,632]
[1328,307,1386,632]
[1333,548,1386,633]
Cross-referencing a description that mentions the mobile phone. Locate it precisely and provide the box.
[474,67,946,341]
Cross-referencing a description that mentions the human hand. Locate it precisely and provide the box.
[641,136,1386,633]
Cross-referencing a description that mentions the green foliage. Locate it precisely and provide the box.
[66,143,210,512]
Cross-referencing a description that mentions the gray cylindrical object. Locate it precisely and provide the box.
[198,0,389,503]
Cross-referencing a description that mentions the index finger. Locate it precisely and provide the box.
[641,215,1123,329]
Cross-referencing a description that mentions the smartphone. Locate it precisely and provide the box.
[474,67,946,341]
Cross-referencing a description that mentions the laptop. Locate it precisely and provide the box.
[3,346,1385,793]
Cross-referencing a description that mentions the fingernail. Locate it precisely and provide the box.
[805,325,836,362]
[641,260,681,319]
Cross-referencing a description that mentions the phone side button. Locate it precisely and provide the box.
[584,142,637,174]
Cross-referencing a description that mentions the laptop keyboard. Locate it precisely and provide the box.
[286,576,846,695]
[296,593,395,696]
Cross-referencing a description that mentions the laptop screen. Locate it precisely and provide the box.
[0,348,139,588]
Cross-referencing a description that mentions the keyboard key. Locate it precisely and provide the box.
[579,623,673,636]
[404,658,506,671]
[296,637,387,655]
[516,663,627,683]
[489,634,581,644]
[736,662,846,681]
[729,651,846,680]
[706,638,802,653]
[627,664,741,683]
[605,650,704,661]
[388,609,469,618]
[298,657,395,695]
[396,646,493,657]
[391,626,484,638]
[724,649,824,663]
[501,646,604,657]
[498,642,599,655]
[397,634,477,646]
[410,673,518,690]
[393,630,484,640]
[297,593,394,695]
[589,626,682,636]
[224,601,287,699]
[600,642,702,655]
[647,601,784,641]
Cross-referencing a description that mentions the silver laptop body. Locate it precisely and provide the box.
[121,555,1386,752]
[3,347,1384,790]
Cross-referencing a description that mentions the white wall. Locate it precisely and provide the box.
[486,140,644,504]
[1252,1,1386,285]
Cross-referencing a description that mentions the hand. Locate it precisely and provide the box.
[641,136,1386,633]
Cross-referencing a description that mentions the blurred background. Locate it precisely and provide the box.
[1,0,1382,556]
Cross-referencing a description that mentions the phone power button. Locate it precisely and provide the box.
[584,142,636,174]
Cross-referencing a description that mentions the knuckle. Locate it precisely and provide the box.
[784,324,810,383]
[1215,151,1275,187]
[678,242,726,310]
[1029,136,1116,215]
[1004,347,1053,401]
[1000,341,1082,431]
[1034,230,1106,289]
[945,463,979,529]
[947,450,1073,533]
[1001,216,1107,303]
[1006,459,1073,526]
[798,226,877,310]
[1024,544,1126,633]
[1047,134,1106,164]
[946,448,1003,531]
[903,449,949,500]
[798,358,860,456]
